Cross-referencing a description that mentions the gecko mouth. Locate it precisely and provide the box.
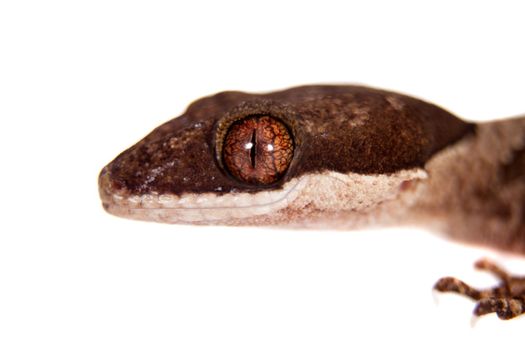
[99,165,427,225]
[98,167,306,223]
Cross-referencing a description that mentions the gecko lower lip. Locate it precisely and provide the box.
[99,168,307,223]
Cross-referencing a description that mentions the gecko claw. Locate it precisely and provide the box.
[470,314,480,328]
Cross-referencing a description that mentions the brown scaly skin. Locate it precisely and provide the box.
[102,85,473,196]
[434,259,525,320]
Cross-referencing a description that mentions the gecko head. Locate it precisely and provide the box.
[99,85,472,226]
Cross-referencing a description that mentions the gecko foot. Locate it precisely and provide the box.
[433,258,525,320]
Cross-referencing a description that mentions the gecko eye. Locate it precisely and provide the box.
[222,115,294,185]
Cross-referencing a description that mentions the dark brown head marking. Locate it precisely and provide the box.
[100,85,474,196]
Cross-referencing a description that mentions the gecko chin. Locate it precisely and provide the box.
[99,167,427,227]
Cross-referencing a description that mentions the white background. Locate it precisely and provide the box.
[1,1,525,349]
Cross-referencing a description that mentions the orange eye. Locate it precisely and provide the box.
[222,115,294,185]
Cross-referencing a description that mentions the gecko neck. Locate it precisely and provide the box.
[411,116,525,254]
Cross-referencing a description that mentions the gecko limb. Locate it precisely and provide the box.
[434,258,525,320]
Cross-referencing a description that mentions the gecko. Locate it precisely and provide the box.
[98,85,525,320]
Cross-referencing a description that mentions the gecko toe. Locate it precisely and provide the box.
[433,277,482,300]
[474,297,525,320]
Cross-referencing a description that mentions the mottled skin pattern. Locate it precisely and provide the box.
[99,85,525,320]
[414,118,525,255]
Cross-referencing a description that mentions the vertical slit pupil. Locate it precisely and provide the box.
[250,129,256,168]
